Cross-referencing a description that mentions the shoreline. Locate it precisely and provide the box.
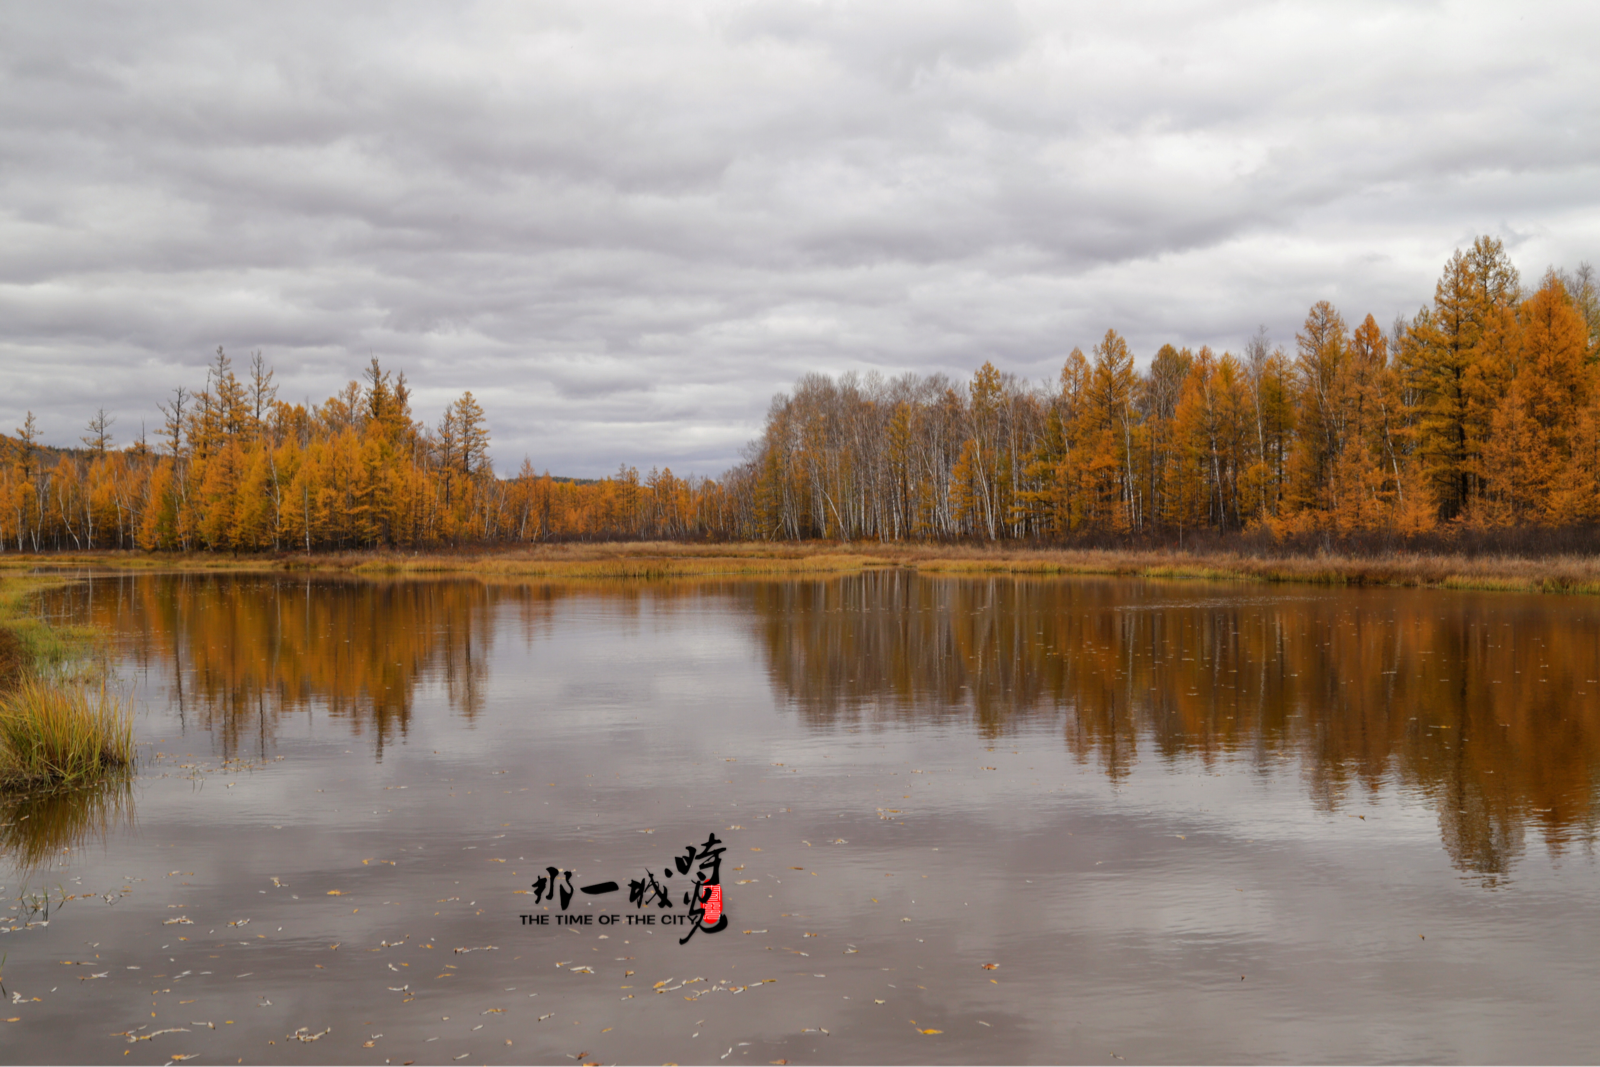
[0,573,101,687]
[0,574,128,795]
[4,541,1600,595]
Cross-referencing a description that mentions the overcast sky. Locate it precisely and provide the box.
[2,1,1596,477]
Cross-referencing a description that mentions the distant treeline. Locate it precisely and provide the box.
[2,236,1598,552]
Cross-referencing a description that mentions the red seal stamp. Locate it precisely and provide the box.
[699,884,723,925]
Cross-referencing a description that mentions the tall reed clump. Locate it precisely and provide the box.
[0,680,134,790]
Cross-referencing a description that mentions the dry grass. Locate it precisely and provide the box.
[338,543,892,579]
[6,540,1600,595]
[0,679,134,790]
[896,544,1600,593]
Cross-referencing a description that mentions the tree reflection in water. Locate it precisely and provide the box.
[751,572,1600,883]
[42,570,1600,883]
[55,573,512,761]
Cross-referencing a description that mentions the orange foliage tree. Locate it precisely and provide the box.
[3,239,1598,551]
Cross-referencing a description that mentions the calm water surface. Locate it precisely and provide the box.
[6,572,1600,1064]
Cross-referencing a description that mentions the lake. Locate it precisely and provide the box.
[6,570,1600,1064]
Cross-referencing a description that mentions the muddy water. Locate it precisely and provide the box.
[7,571,1600,1064]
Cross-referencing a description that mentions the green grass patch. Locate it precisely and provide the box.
[0,574,98,671]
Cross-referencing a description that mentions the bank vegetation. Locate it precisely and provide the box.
[0,576,131,792]
[11,539,1600,597]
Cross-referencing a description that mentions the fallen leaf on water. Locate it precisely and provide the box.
[326,891,343,896]
[921,1029,943,1035]
[982,963,999,970]
[121,1028,191,1044]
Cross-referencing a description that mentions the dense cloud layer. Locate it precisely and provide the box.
[3,1,1596,476]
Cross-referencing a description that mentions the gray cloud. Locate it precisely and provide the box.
[2,0,1596,475]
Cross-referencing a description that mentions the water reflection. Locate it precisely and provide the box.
[50,574,509,759]
[44,571,1600,883]
[752,572,1600,882]
[1,776,133,872]
[46,574,734,755]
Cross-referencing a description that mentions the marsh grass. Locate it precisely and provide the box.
[347,547,889,579]
[287,541,1600,593]
[0,679,134,790]
[4,539,1600,595]
[830,544,1600,594]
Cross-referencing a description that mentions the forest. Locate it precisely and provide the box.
[2,236,1598,553]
